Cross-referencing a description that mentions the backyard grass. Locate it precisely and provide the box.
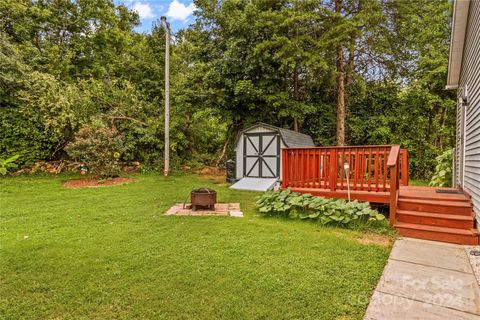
[0,173,392,319]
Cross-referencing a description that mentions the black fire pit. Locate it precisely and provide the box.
[191,188,217,211]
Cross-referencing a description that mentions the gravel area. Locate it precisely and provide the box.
[466,246,480,287]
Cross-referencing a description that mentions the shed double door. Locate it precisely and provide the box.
[243,133,280,178]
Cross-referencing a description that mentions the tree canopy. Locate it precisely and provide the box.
[0,0,456,179]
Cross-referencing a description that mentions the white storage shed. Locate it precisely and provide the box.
[233,123,315,181]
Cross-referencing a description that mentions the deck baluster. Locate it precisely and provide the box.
[280,146,407,204]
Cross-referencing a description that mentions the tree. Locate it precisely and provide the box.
[0,0,459,180]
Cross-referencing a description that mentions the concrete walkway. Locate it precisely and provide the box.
[365,238,480,319]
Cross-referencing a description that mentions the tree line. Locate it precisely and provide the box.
[0,0,455,179]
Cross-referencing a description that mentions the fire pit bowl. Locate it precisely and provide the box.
[191,188,217,211]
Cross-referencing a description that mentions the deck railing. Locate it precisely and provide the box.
[281,145,408,192]
[281,145,406,226]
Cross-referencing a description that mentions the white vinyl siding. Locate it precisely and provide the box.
[457,0,480,222]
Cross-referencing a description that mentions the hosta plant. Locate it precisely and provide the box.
[256,189,385,226]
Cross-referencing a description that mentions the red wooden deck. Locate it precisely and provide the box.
[281,145,479,245]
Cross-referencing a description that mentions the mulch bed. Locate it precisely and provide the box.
[14,160,141,175]
[63,177,136,189]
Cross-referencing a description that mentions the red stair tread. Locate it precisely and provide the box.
[398,198,472,208]
[394,222,479,245]
[399,186,470,202]
[396,210,475,229]
[394,187,477,245]
[396,210,474,221]
[394,222,479,235]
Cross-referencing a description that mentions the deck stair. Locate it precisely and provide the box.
[280,145,479,245]
[394,186,479,245]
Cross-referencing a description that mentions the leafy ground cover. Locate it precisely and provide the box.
[0,174,392,319]
[256,189,386,225]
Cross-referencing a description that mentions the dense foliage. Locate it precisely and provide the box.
[0,0,456,179]
[429,149,453,187]
[0,154,19,175]
[256,189,385,226]
[65,122,124,178]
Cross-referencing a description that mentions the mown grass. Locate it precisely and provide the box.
[0,173,392,319]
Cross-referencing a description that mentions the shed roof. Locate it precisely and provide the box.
[236,122,315,148]
[446,0,471,89]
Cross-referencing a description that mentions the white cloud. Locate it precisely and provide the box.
[166,0,196,22]
[132,2,155,19]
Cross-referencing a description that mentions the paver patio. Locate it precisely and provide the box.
[365,238,480,319]
[165,202,243,217]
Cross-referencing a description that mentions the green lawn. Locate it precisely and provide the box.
[0,174,391,319]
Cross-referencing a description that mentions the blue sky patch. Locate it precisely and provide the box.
[114,0,196,33]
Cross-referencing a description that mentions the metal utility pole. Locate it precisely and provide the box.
[161,16,170,176]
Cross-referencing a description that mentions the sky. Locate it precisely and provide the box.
[114,0,197,33]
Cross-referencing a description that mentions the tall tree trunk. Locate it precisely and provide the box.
[335,0,346,146]
[293,68,299,132]
[336,49,346,146]
[293,118,299,132]
[346,44,355,86]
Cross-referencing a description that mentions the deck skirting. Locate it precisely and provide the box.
[287,187,390,203]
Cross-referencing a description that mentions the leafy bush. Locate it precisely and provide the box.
[255,189,385,226]
[65,122,124,178]
[0,154,19,175]
[429,149,452,187]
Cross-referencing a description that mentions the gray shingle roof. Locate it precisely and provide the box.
[236,122,315,148]
[277,127,315,147]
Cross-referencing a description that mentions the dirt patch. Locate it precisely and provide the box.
[63,177,135,189]
[14,160,141,176]
[195,166,226,177]
[192,166,226,183]
[356,233,393,247]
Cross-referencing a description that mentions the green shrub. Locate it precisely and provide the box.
[65,122,124,178]
[255,189,385,226]
[429,149,452,187]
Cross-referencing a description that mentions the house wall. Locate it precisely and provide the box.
[457,0,480,222]
[234,126,285,179]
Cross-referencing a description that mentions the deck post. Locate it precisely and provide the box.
[282,149,288,189]
[401,150,409,186]
[329,148,337,191]
[387,145,401,226]
[389,165,398,226]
